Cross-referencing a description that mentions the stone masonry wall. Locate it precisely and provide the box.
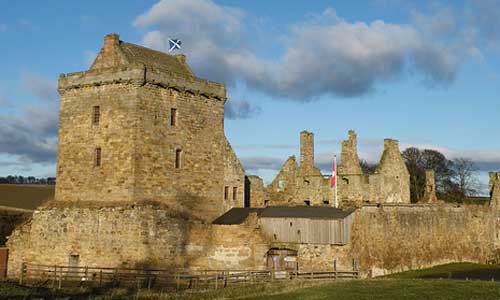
[278,204,498,277]
[350,204,496,277]
[56,37,243,222]
[7,205,269,277]
[246,176,265,208]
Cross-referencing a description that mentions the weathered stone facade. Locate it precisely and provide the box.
[422,169,438,203]
[7,204,269,277]
[264,131,333,207]
[55,33,244,221]
[257,130,410,208]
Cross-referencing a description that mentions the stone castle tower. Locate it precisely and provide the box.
[56,33,244,220]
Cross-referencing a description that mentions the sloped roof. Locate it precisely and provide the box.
[212,208,263,225]
[212,206,355,225]
[119,42,194,77]
[260,206,356,219]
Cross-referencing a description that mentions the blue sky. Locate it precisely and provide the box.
[0,0,499,194]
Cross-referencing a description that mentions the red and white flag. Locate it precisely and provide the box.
[331,155,337,187]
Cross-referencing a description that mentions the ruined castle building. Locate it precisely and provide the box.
[55,33,244,221]
[490,172,500,207]
[300,131,315,172]
[337,130,365,207]
[265,131,333,207]
[369,139,411,204]
[422,169,438,203]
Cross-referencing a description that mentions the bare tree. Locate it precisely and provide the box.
[359,159,378,175]
[452,158,479,197]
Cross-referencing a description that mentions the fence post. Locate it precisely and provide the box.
[99,270,103,287]
[85,266,89,287]
[334,260,337,280]
[52,265,57,288]
[214,272,218,290]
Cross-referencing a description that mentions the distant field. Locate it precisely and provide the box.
[0,184,54,210]
[2,263,500,300]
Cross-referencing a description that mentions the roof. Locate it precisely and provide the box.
[212,206,356,225]
[212,208,263,225]
[119,42,194,77]
[260,206,356,219]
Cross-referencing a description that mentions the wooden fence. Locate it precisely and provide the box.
[19,263,359,290]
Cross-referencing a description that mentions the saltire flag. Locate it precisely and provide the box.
[168,39,182,52]
[331,155,337,187]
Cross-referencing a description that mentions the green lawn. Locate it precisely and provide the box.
[2,263,500,300]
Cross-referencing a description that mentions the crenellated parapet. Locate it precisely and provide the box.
[58,64,226,101]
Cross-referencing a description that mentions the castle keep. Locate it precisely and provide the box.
[6,34,500,278]
[56,33,244,221]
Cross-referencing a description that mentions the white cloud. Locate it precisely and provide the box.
[225,99,261,120]
[134,0,468,101]
[0,73,58,165]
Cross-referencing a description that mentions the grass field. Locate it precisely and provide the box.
[2,263,500,300]
[0,184,54,210]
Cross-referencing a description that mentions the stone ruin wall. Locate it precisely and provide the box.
[350,204,497,277]
[6,202,500,278]
[257,130,410,208]
[282,204,498,277]
[6,205,269,277]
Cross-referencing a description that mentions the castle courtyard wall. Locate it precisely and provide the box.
[6,204,268,277]
[350,204,497,277]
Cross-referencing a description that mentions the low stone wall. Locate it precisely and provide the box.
[7,202,499,278]
[350,204,497,277]
[6,204,269,277]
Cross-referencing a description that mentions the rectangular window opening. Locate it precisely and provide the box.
[171,108,177,127]
[224,186,229,200]
[175,149,182,169]
[95,147,101,167]
[93,106,100,125]
[232,187,238,201]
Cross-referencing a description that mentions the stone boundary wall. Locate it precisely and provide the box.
[350,204,497,277]
[6,205,269,277]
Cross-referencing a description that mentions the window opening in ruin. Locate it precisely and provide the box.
[342,177,349,185]
[304,200,311,206]
[304,179,310,185]
[171,108,177,127]
[93,106,100,125]
[323,200,330,205]
[154,111,159,125]
[224,186,229,200]
[277,180,283,189]
[232,187,237,200]
[95,148,101,167]
[264,200,269,206]
[289,222,293,227]
[273,234,277,240]
[175,149,182,168]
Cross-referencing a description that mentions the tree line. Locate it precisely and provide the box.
[361,147,480,203]
[0,175,56,185]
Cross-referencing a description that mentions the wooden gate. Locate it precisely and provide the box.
[0,248,8,278]
[266,248,297,271]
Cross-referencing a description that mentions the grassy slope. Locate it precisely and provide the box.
[0,184,54,210]
[243,280,500,300]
